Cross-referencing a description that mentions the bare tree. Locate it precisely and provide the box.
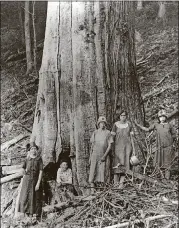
[137,0,143,10]
[31,1,145,194]
[18,2,24,45]
[158,1,166,18]
[24,1,33,75]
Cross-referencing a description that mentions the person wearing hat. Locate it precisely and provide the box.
[89,116,113,193]
[18,142,43,221]
[135,109,176,179]
[111,110,134,187]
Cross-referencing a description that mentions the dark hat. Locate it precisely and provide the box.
[30,141,38,150]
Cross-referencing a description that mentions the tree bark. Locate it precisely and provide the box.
[31,1,145,194]
[24,1,33,75]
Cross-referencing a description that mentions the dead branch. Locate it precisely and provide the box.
[143,84,178,101]
[167,108,178,120]
[1,134,29,151]
[14,121,32,133]
[145,214,176,228]
[114,166,174,188]
[154,75,169,88]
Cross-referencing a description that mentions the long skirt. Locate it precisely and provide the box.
[154,145,174,169]
[18,175,42,216]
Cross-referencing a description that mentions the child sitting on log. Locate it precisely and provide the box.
[55,160,74,203]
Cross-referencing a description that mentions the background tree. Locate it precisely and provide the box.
[31,1,145,194]
[32,1,37,74]
[137,0,143,10]
[24,1,33,75]
[158,1,166,19]
[18,2,25,45]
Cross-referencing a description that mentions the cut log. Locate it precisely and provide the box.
[2,164,23,173]
[0,172,23,184]
[2,168,24,176]
[1,134,29,151]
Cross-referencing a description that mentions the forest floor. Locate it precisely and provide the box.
[1,15,178,228]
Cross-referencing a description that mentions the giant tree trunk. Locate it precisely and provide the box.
[24,1,33,75]
[31,1,145,195]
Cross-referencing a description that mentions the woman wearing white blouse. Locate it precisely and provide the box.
[56,161,72,185]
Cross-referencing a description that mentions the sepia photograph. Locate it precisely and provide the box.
[1,1,178,227]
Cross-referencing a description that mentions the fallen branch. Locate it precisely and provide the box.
[1,134,29,151]
[143,84,178,101]
[103,214,175,228]
[43,197,93,213]
[167,108,178,120]
[145,214,175,228]
[14,121,32,133]
[114,166,173,188]
[10,155,27,161]
[2,199,13,213]
[154,75,168,88]
[103,222,130,228]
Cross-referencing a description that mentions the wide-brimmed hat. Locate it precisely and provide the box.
[97,116,107,126]
[158,110,167,118]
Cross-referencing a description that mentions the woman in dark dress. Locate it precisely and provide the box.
[135,109,176,179]
[18,142,43,220]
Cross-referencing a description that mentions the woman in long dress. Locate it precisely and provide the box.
[89,116,113,193]
[111,111,134,186]
[18,142,43,221]
[135,109,176,179]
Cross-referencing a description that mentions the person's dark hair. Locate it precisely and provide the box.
[119,110,128,117]
[26,143,30,152]
[60,159,69,166]
[30,142,39,150]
